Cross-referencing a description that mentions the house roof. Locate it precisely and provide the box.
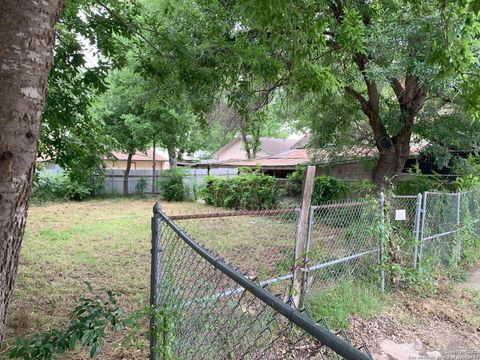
[211,136,304,160]
[207,149,310,169]
[37,150,168,164]
[259,137,300,155]
[198,141,428,169]
[109,150,167,162]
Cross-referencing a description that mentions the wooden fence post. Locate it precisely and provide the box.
[292,165,315,308]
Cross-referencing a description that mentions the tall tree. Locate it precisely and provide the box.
[93,68,153,194]
[40,0,138,187]
[236,0,480,187]
[0,0,64,341]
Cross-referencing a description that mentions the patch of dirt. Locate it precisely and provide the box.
[348,277,480,359]
[460,264,480,291]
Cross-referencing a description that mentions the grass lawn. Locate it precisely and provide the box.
[1,197,298,359]
[3,197,215,359]
[4,196,479,359]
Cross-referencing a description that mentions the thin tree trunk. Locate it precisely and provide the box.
[167,147,177,168]
[123,153,133,195]
[0,0,63,341]
[239,124,252,159]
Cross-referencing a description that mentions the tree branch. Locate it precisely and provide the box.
[390,77,405,104]
[344,86,368,108]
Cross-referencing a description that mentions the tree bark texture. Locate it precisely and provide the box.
[167,146,177,168]
[123,153,133,195]
[0,0,63,341]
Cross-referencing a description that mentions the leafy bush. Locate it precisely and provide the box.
[394,175,444,195]
[134,177,148,194]
[201,169,284,209]
[285,165,306,195]
[311,176,348,205]
[454,175,480,191]
[9,286,129,359]
[32,173,92,202]
[286,166,348,203]
[346,180,374,198]
[157,168,185,202]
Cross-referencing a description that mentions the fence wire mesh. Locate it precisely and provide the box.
[153,209,372,360]
[149,187,480,359]
[390,195,421,268]
[302,199,379,307]
[420,192,461,268]
[165,207,299,283]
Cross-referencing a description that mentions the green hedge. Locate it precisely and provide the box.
[201,169,284,209]
[286,166,349,204]
[32,173,92,201]
[157,168,185,201]
[311,176,349,205]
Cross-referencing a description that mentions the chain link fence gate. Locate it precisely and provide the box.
[390,194,423,269]
[300,199,382,310]
[419,191,462,268]
[150,203,372,360]
[148,186,480,359]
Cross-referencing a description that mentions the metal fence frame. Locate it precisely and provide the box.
[418,191,464,268]
[149,187,480,359]
[151,203,372,360]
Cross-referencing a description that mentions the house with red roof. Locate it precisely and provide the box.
[103,150,169,171]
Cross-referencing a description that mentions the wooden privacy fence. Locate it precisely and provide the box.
[101,167,238,194]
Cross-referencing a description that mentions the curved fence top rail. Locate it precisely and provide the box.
[153,202,372,360]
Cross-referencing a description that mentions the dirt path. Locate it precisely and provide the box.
[460,264,480,291]
[368,268,480,359]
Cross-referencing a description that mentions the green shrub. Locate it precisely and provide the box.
[395,176,443,195]
[286,166,348,203]
[9,287,129,359]
[285,165,306,195]
[32,173,92,202]
[346,180,374,198]
[201,169,284,209]
[157,168,185,202]
[135,177,148,194]
[454,175,480,191]
[394,166,458,195]
[311,176,348,205]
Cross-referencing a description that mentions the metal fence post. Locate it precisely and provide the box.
[412,193,423,269]
[378,192,385,292]
[418,192,428,268]
[150,202,162,360]
[455,192,462,263]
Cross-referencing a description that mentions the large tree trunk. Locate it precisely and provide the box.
[372,142,410,188]
[0,0,63,341]
[123,153,133,195]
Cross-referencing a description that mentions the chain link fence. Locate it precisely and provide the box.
[390,195,422,269]
[419,191,462,267]
[165,207,299,283]
[418,188,480,269]
[301,200,380,309]
[149,187,480,359]
[151,206,372,360]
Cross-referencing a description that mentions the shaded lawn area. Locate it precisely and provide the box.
[3,197,214,359]
[3,197,480,359]
[2,197,298,359]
